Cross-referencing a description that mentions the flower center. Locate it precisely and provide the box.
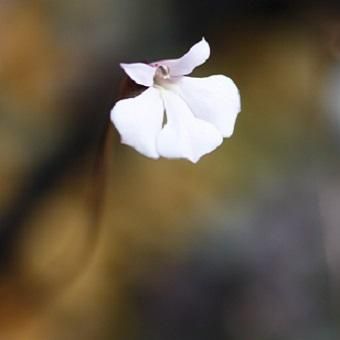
[154,65,170,84]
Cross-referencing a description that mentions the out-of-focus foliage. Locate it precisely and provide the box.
[1,1,340,339]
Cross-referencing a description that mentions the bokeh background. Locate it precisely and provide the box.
[1,0,340,339]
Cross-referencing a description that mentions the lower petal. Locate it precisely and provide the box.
[176,75,241,137]
[111,87,163,159]
[157,89,223,163]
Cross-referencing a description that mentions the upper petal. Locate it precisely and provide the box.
[157,89,223,163]
[120,63,156,87]
[175,75,241,137]
[155,38,210,77]
[111,87,163,159]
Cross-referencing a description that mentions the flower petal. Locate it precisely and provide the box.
[175,75,241,137]
[157,89,223,163]
[111,87,163,158]
[156,38,210,77]
[120,63,156,87]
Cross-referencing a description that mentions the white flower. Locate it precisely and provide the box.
[110,38,241,163]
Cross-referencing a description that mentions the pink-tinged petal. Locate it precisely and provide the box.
[111,87,163,159]
[120,63,156,87]
[157,89,223,163]
[175,75,241,137]
[156,38,210,77]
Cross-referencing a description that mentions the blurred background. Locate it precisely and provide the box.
[1,0,340,339]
